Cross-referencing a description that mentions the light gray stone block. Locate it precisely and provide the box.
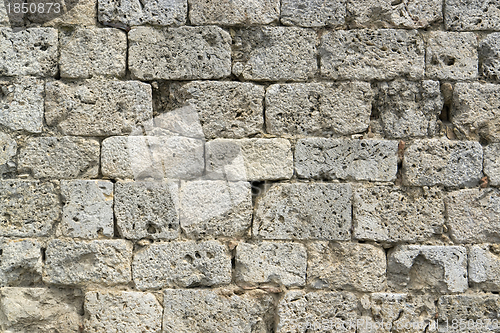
[0,133,16,175]
[42,0,97,26]
[189,0,279,25]
[469,244,500,292]
[0,239,42,287]
[281,0,346,27]
[485,144,500,186]
[445,0,500,31]
[480,33,500,81]
[438,295,500,332]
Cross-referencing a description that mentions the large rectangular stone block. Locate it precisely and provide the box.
[480,33,500,81]
[281,0,346,27]
[0,133,15,175]
[445,0,500,31]
[189,0,279,25]
[484,144,500,186]
[0,239,42,287]
[469,244,500,292]
[438,295,500,332]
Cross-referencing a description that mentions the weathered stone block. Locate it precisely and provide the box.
[445,0,500,31]
[232,27,317,81]
[354,186,444,243]
[0,28,58,77]
[0,239,42,287]
[0,133,16,175]
[281,0,345,27]
[205,138,293,181]
[265,82,373,136]
[0,77,44,133]
[438,295,500,331]
[320,29,425,80]
[387,245,468,293]
[43,239,132,286]
[129,26,231,80]
[59,28,126,79]
[480,33,500,81]
[189,0,279,25]
[43,0,97,26]
[179,180,252,239]
[60,180,114,239]
[18,137,100,179]
[485,144,500,186]
[373,79,443,138]
[469,244,500,292]
[84,291,163,333]
[403,139,483,187]
[235,242,307,287]
[0,180,60,237]
[295,138,398,181]
[132,241,231,290]
[307,242,386,292]
[254,183,352,240]
[163,288,275,333]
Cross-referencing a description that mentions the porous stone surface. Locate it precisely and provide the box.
[307,242,386,292]
[0,239,42,287]
[281,0,346,27]
[129,26,231,80]
[480,33,500,81]
[354,186,444,243]
[437,295,500,330]
[179,180,252,239]
[205,138,293,181]
[84,290,163,333]
[295,138,398,181]
[232,27,317,81]
[445,0,500,31]
[425,31,478,80]
[469,244,500,292]
[403,139,483,187]
[43,239,133,286]
[484,144,500,186]
[59,28,126,79]
[320,29,425,80]
[189,0,279,25]
[265,82,373,136]
[254,183,352,240]
[0,133,16,175]
[0,77,44,133]
[132,241,231,290]
[235,242,307,287]
[18,137,100,179]
[60,180,114,239]
[43,0,97,26]
[163,288,275,333]
[387,245,468,293]
[372,79,443,138]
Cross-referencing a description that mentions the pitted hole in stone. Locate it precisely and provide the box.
[0,249,2,256]
[41,248,46,262]
[441,55,456,66]
[195,251,201,259]
[146,223,157,234]
[184,254,194,264]
[206,252,214,259]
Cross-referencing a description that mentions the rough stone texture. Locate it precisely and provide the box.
[167,81,264,139]
[254,183,352,240]
[235,242,307,287]
[320,29,425,80]
[387,245,468,293]
[18,137,100,179]
[480,33,500,81]
[281,0,346,27]
[98,0,187,26]
[43,239,132,286]
[307,242,386,292]
[0,287,83,333]
[445,188,500,243]
[425,31,478,80]
[373,79,444,138]
[445,0,500,31]
[0,133,16,175]
[265,82,373,136]
[232,27,317,81]
[0,239,42,287]
[0,2,8,26]
[452,82,500,143]
[59,28,127,79]
[163,288,275,333]
[0,180,60,237]
[132,241,231,290]
[179,180,252,239]
[295,138,398,181]
[0,28,58,77]
[42,0,97,26]
[205,138,293,181]
[101,136,204,180]
[485,144,500,186]
[354,186,444,243]
[45,80,152,136]
[469,244,500,292]
[115,181,179,240]
[0,77,44,133]
[84,290,163,333]
[189,0,279,25]
[129,26,231,80]
[60,180,114,239]
[403,139,483,187]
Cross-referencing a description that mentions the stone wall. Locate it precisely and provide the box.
[1,0,500,332]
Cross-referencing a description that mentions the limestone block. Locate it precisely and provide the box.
[254,183,352,240]
[0,239,42,287]
[437,295,500,331]
[59,28,126,79]
[295,138,398,181]
[18,137,100,179]
[387,245,468,293]
[84,291,163,333]
[480,33,500,81]
[235,242,307,287]
[281,0,346,27]
[189,0,279,25]
[129,26,231,80]
[60,180,114,239]
[445,0,500,31]
[265,82,373,136]
[484,144,500,186]
[42,0,97,26]
[403,139,483,187]
[320,29,424,80]
[469,244,500,292]
[307,242,386,292]
[179,180,252,239]
[0,133,16,174]
[232,27,317,81]
[132,241,231,290]
[43,239,132,286]
[205,138,293,181]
